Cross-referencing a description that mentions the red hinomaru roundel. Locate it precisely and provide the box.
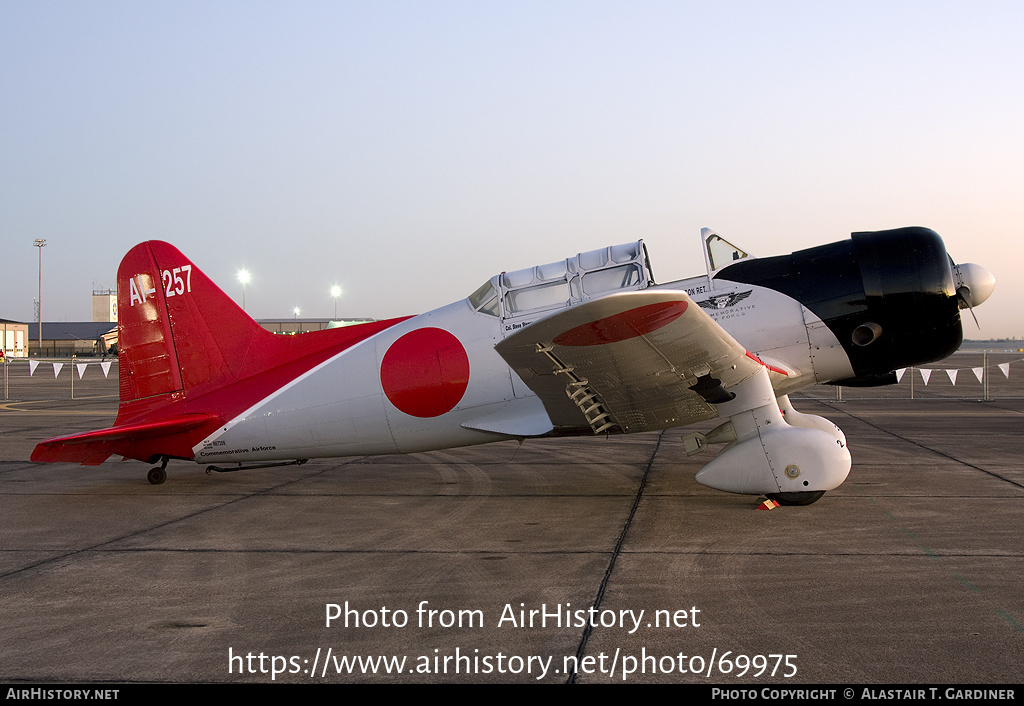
[380,328,470,418]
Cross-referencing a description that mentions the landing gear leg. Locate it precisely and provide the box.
[147,457,169,485]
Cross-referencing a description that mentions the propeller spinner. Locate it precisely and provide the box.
[952,261,995,328]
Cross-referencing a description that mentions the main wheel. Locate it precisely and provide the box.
[147,467,167,485]
[766,490,825,506]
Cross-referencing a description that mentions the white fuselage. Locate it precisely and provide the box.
[193,274,852,464]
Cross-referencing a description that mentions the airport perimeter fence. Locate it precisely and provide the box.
[791,350,1024,401]
[2,358,119,401]
[3,350,1024,402]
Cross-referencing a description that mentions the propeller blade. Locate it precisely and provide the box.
[957,288,981,329]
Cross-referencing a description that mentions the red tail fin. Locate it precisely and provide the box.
[33,241,408,465]
[117,241,187,402]
[117,241,281,408]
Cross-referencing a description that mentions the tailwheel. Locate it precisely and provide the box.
[766,490,826,506]
[147,457,169,485]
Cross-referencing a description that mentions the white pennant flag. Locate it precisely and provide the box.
[999,363,1010,378]
[52,362,63,378]
[28,359,39,376]
[76,363,89,379]
[920,368,932,385]
[945,369,958,385]
[973,367,984,384]
[895,368,906,382]
[100,361,112,378]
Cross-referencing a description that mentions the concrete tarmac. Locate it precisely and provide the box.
[0,395,1022,684]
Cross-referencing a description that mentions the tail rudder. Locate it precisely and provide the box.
[117,241,265,408]
[117,242,184,403]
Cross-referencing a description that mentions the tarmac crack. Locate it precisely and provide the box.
[8,547,1013,557]
[807,399,1024,490]
[565,430,663,684]
[0,460,353,583]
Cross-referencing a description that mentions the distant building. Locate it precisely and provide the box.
[92,289,117,322]
[256,318,375,334]
[27,322,117,357]
[16,317,375,358]
[1,319,29,358]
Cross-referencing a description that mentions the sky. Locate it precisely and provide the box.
[2,1,1022,338]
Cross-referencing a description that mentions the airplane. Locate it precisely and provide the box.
[31,227,994,505]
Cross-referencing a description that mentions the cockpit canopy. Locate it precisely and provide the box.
[467,241,654,319]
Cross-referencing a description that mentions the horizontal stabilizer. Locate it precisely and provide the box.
[31,414,215,465]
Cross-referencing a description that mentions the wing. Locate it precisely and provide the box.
[494,290,766,434]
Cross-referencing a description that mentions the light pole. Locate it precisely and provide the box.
[293,306,301,333]
[33,239,45,356]
[237,269,250,311]
[330,286,341,320]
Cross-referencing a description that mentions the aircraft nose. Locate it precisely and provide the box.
[953,262,996,309]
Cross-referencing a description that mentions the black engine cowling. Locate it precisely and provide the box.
[717,227,962,383]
